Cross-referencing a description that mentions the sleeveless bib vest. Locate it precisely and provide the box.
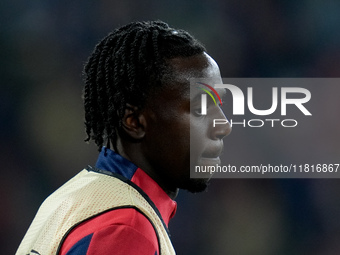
[16,167,176,255]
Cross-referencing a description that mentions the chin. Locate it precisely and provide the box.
[179,178,210,193]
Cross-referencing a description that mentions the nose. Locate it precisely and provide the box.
[211,107,232,140]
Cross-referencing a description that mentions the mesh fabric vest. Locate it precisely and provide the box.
[16,168,176,255]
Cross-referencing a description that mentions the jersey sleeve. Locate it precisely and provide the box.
[65,224,158,255]
[59,208,159,255]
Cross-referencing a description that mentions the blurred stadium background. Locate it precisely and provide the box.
[2,0,340,254]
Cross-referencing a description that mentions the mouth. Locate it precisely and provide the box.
[200,156,221,165]
[201,144,223,159]
[200,143,223,164]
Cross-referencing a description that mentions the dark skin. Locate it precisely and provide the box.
[115,52,231,199]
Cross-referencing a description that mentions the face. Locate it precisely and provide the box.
[141,52,231,193]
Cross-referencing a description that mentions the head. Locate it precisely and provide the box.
[83,21,231,195]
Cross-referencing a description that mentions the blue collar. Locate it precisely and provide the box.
[95,147,138,180]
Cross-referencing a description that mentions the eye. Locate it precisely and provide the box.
[192,108,205,117]
[193,109,202,116]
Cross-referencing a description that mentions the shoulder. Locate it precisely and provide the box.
[59,207,158,255]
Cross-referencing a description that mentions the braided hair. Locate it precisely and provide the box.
[83,20,206,151]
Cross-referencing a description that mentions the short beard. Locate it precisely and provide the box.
[179,178,210,193]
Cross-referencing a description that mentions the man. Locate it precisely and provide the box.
[16,20,231,255]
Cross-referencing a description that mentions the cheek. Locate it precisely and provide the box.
[164,115,190,150]
[146,113,191,157]
[190,117,209,144]
[190,117,210,162]
[146,115,192,181]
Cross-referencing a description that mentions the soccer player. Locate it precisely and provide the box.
[16,20,231,255]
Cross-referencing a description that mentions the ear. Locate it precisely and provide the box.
[121,104,146,139]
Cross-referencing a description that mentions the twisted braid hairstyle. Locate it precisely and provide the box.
[83,20,206,151]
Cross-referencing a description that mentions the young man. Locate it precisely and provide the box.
[17,20,231,255]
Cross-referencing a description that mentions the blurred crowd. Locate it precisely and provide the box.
[1,0,340,254]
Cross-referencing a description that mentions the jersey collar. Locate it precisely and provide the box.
[95,147,177,226]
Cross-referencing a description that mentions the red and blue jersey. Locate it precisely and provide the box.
[59,148,177,255]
